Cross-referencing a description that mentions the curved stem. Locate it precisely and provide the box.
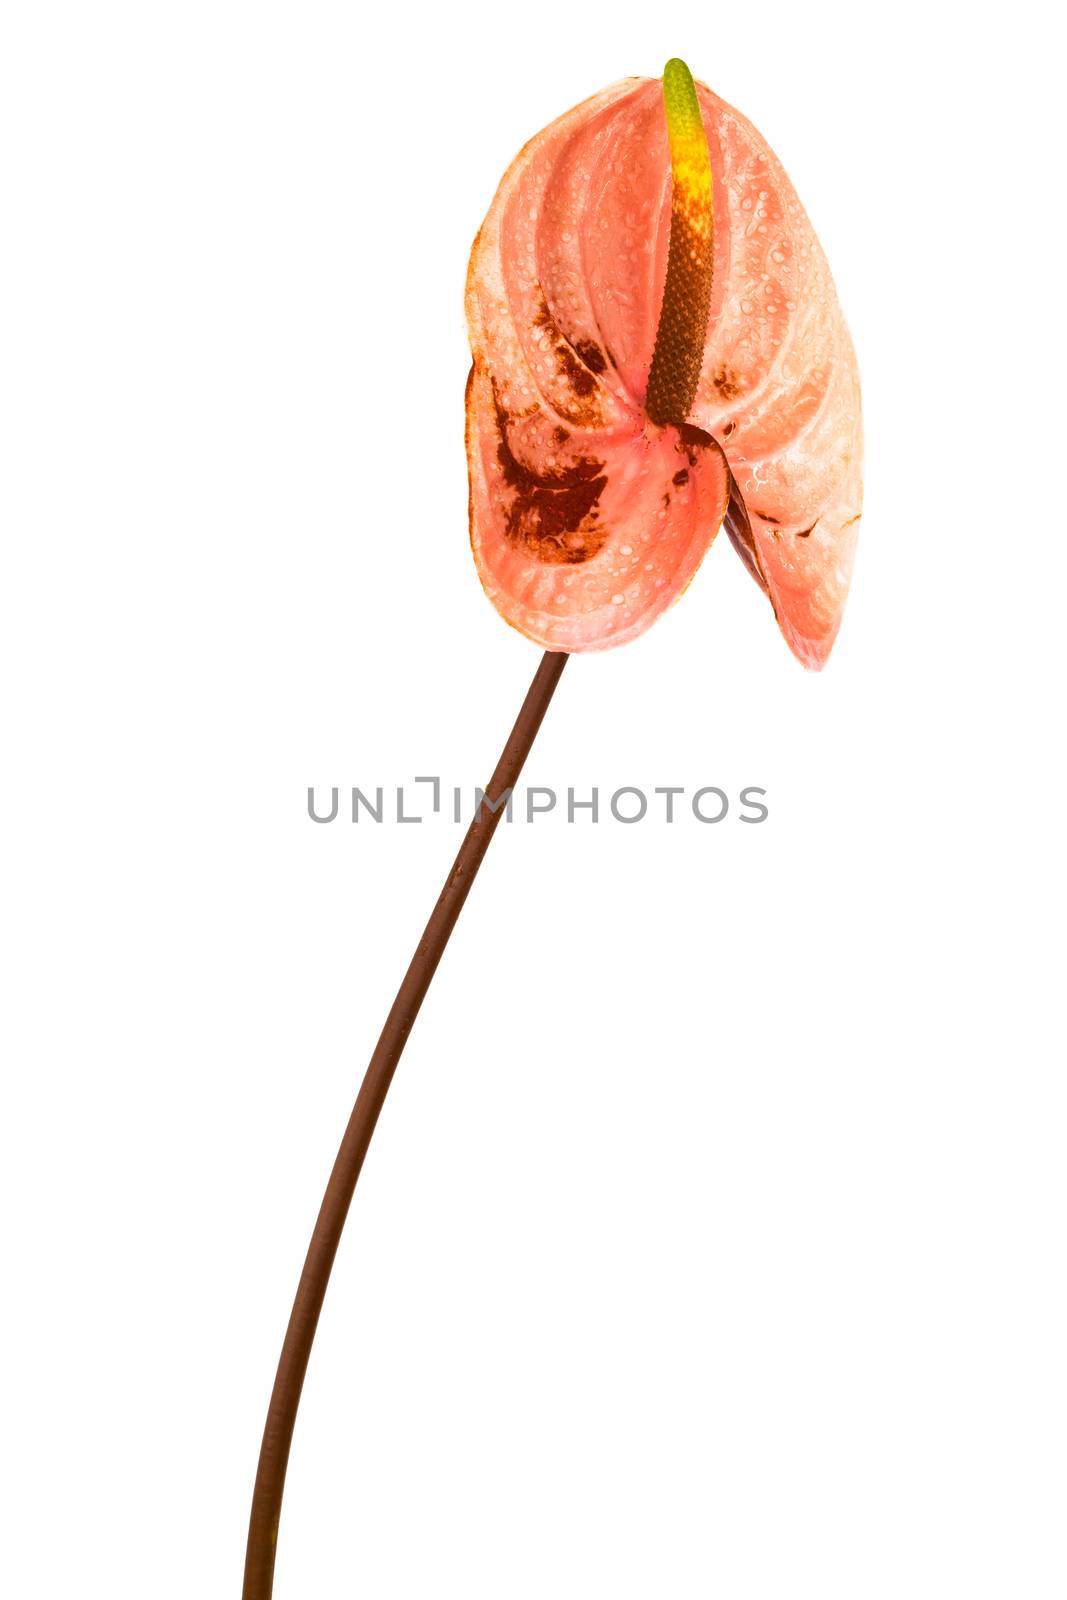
[243,649,569,1600]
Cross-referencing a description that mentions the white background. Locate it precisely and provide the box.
[2,2,1064,1595]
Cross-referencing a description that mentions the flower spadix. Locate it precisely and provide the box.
[465,59,862,668]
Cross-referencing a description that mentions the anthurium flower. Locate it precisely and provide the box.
[466,60,863,667]
[244,63,866,1600]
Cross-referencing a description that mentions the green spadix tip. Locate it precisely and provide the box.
[661,58,704,143]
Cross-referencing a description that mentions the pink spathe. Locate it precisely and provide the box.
[466,76,862,668]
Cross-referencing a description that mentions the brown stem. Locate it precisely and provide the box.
[243,648,569,1599]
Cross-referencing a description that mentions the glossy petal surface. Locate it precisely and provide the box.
[466,76,862,666]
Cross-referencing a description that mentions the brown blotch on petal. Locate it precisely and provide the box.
[574,338,607,374]
[533,294,553,330]
[795,521,817,538]
[532,286,603,420]
[556,343,597,397]
[712,366,741,400]
[493,390,608,566]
